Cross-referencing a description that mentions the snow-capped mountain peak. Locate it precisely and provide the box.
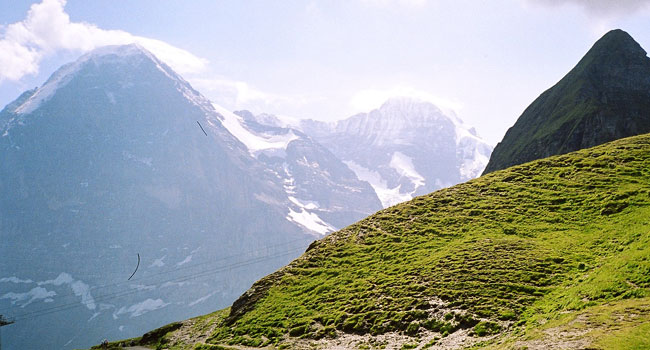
[378,96,444,116]
[13,44,211,116]
[300,97,493,208]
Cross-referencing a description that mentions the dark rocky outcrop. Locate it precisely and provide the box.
[484,29,650,174]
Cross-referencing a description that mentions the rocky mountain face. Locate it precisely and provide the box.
[299,98,493,207]
[0,45,316,350]
[483,29,650,174]
[120,133,650,350]
[234,110,382,231]
[0,46,491,350]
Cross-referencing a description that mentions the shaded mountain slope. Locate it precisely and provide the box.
[112,133,650,349]
[234,110,382,232]
[483,29,650,174]
[0,44,312,350]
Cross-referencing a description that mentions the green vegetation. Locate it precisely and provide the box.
[483,29,650,174]
[206,134,650,348]
[110,133,650,349]
[485,297,650,350]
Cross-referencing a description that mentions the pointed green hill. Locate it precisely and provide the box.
[483,29,650,174]
[111,133,650,350]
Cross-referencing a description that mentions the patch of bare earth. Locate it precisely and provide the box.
[278,327,499,350]
[513,321,592,350]
[512,309,646,350]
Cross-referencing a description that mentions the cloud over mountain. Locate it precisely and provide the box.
[0,0,207,82]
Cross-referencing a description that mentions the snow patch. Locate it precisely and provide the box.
[1,287,56,308]
[176,255,192,266]
[115,298,169,318]
[37,272,96,310]
[459,146,490,180]
[71,280,96,310]
[161,281,189,288]
[389,152,425,190]
[286,208,335,235]
[288,196,320,210]
[212,103,299,155]
[451,115,493,179]
[14,61,81,114]
[38,272,74,286]
[0,276,33,284]
[282,165,335,235]
[344,161,412,207]
[149,255,166,268]
[188,291,217,307]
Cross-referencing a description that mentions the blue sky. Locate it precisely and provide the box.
[1,0,650,144]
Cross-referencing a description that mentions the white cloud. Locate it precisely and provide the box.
[527,0,650,16]
[190,77,281,107]
[190,76,323,116]
[0,0,207,82]
[349,86,462,115]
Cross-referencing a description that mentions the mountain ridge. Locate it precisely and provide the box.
[0,43,316,350]
[483,29,650,174]
[107,132,650,350]
[299,97,492,207]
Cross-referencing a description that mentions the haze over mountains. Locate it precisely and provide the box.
[116,29,650,350]
[0,44,313,350]
[0,44,490,349]
[294,98,491,207]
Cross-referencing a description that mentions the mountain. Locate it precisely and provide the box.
[0,44,320,350]
[233,110,382,231]
[300,98,492,207]
[119,133,650,350]
[483,29,650,174]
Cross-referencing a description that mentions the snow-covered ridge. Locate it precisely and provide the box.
[13,44,211,116]
[449,112,493,180]
[378,98,492,181]
[301,97,493,207]
[212,103,299,156]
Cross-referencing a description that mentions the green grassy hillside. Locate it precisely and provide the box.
[483,29,650,174]
[105,133,650,350]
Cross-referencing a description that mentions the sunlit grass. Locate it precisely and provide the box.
[102,134,650,349]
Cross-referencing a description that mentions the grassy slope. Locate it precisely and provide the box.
[483,30,650,174]
[106,134,650,350]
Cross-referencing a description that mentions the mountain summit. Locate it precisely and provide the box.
[0,44,313,350]
[300,97,492,207]
[483,29,650,174]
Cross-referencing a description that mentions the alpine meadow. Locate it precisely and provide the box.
[0,2,649,350]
